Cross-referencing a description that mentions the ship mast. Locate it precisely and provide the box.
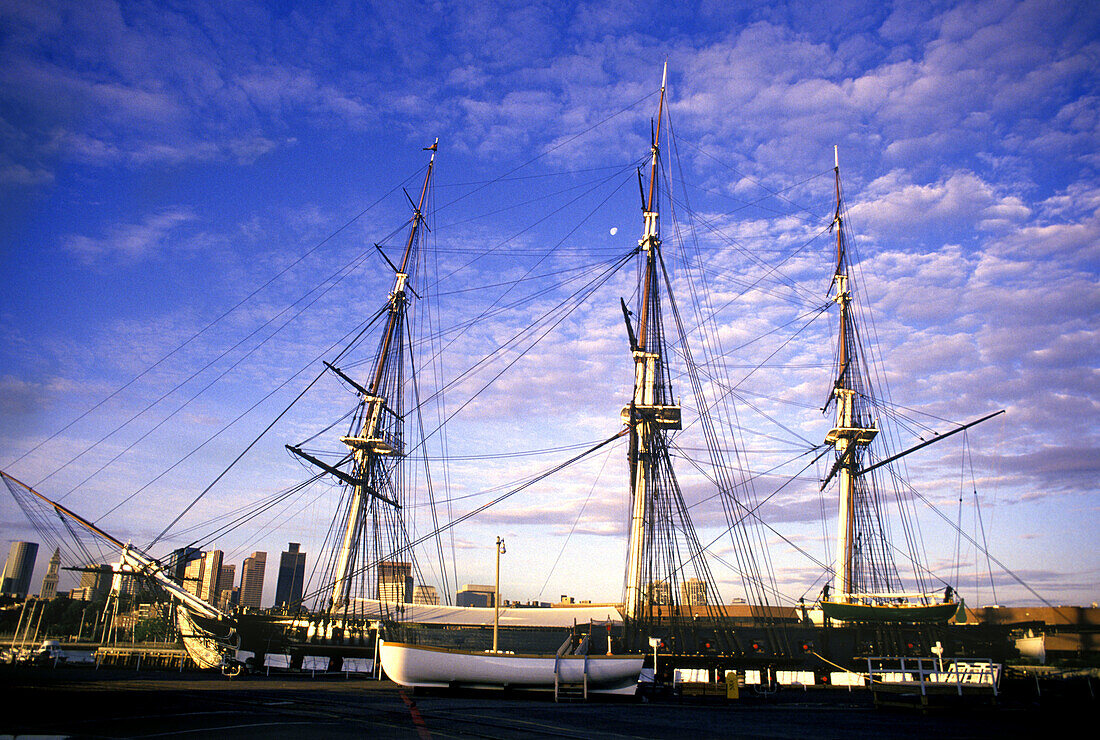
[291,140,438,610]
[826,146,877,601]
[623,64,681,620]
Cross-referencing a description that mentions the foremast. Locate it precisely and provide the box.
[290,140,438,611]
[825,146,878,602]
[623,65,682,620]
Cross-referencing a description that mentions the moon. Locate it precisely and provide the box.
[610,227,618,236]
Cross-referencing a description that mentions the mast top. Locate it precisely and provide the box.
[645,66,668,214]
[834,144,839,170]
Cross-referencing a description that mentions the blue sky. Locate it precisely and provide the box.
[0,0,1096,608]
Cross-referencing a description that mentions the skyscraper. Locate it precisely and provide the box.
[182,554,205,598]
[40,548,60,599]
[218,563,236,603]
[275,543,306,607]
[239,551,266,609]
[378,561,412,603]
[79,564,112,601]
[198,550,223,604]
[169,547,202,583]
[1,541,38,597]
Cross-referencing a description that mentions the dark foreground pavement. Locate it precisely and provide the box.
[0,665,1091,739]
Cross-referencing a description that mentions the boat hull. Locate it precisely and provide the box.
[379,641,644,695]
[176,606,237,670]
[820,600,959,623]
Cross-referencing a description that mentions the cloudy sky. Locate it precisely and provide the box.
[0,0,1096,608]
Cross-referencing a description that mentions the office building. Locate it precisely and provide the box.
[182,554,205,598]
[378,561,412,603]
[218,586,240,611]
[239,552,266,609]
[80,564,112,601]
[646,580,672,605]
[111,560,139,597]
[680,578,707,606]
[198,550,223,603]
[219,563,236,593]
[412,585,439,605]
[1,541,38,597]
[217,562,235,607]
[456,584,495,608]
[40,548,60,599]
[169,547,202,583]
[275,543,306,607]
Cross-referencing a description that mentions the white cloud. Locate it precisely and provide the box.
[62,207,197,263]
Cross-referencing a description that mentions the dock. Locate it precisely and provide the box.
[1,663,1094,739]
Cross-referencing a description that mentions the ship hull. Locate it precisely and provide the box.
[176,606,234,670]
[619,617,1015,679]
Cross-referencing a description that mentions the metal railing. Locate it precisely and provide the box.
[865,656,1000,697]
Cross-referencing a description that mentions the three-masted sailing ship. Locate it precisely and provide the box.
[1,66,1016,681]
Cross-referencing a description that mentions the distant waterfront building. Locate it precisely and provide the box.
[40,548,60,599]
[412,585,439,605]
[378,561,412,603]
[275,543,306,607]
[198,550,224,604]
[80,564,113,601]
[680,578,707,606]
[456,584,495,608]
[239,552,267,609]
[182,554,205,598]
[217,562,236,607]
[219,563,236,593]
[218,586,240,611]
[646,581,672,606]
[169,547,202,583]
[1,541,38,597]
[111,559,140,597]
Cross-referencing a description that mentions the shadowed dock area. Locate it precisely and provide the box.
[1,665,1093,739]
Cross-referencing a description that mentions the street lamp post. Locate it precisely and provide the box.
[493,536,506,653]
[649,636,660,683]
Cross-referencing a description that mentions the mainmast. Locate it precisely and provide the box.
[623,65,681,620]
[826,146,878,601]
[291,140,438,610]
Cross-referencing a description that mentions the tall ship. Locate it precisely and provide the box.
[1,67,1016,679]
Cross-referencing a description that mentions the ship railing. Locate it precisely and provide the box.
[865,656,1000,697]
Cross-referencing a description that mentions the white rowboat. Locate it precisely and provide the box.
[379,641,644,695]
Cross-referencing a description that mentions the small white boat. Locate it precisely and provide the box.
[379,641,644,695]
